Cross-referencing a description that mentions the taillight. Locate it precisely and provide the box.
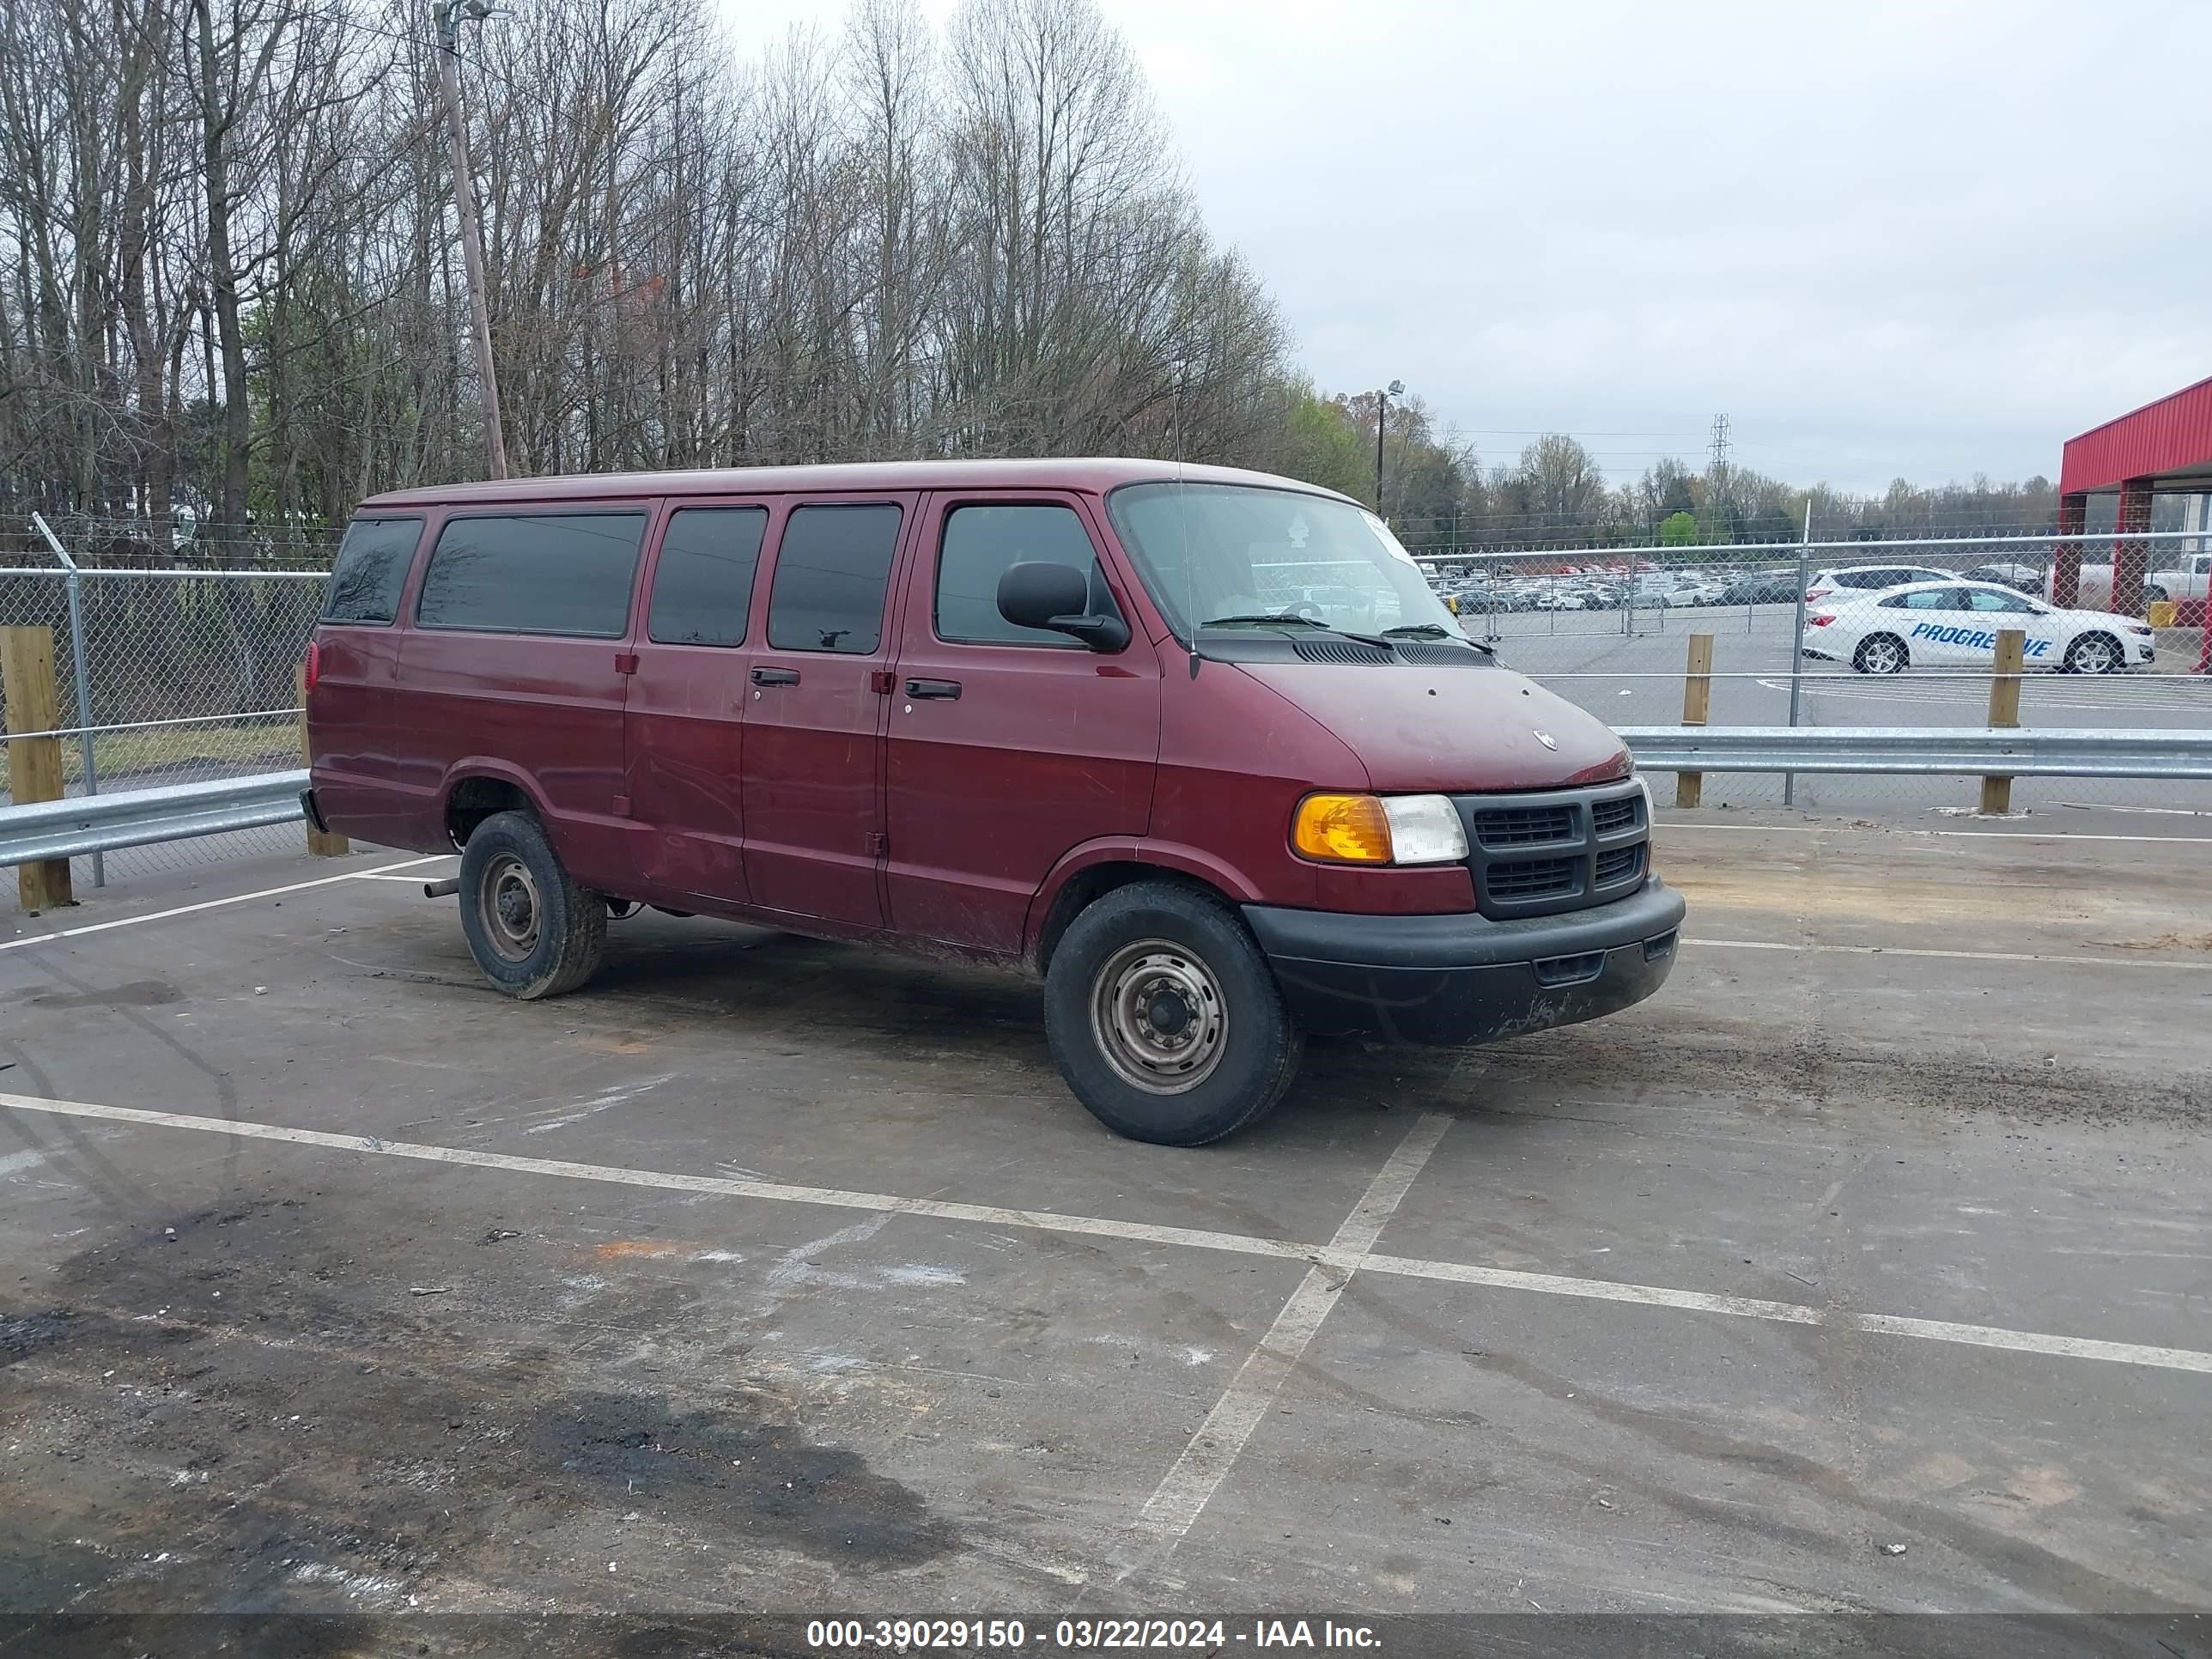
[303,641,322,691]
[1807,613,1838,628]
[1806,587,1832,603]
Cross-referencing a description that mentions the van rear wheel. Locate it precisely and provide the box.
[1043,880,1303,1146]
[457,810,606,1000]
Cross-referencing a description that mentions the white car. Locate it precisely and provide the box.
[1802,580,2156,675]
[2057,555,2212,608]
[1802,562,1951,605]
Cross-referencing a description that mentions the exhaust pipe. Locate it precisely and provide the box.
[422,877,462,899]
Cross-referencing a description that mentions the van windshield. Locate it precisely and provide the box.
[1108,483,1459,641]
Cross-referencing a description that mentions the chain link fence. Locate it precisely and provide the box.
[1,518,335,887]
[8,514,2212,906]
[1421,528,2212,814]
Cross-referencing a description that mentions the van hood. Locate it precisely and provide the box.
[1230,661,1632,793]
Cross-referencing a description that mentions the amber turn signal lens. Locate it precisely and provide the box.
[1292,793,1394,864]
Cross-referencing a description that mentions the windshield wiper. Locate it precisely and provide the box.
[1381,623,1494,655]
[1199,613,1395,649]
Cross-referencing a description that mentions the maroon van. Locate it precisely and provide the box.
[304,459,1681,1145]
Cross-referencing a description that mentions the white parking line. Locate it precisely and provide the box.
[0,856,447,953]
[1137,1113,1453,1541]
[1663,823,2212,844]
[1358,1254,2212,1373]
[0,1093,1323,1266]
[5,1092,2207,1382]
[1691,938,2212,971]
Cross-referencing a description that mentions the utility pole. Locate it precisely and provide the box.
[434,0,508,480]
[1706,412,1731,538]
[1375,378,1403,516]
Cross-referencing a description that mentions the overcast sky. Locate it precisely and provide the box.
[719,0,2209,494]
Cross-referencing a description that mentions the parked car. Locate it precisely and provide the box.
[305,459,1682,1147]
[1960,561,2044,595]
[2054,555,2211,608]
[1802,580,2154,675]
[1714,570,1800,605]
[1802,562,1952,605]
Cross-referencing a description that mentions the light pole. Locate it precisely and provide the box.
[434,0,509,480]
[1375,379,1403,517]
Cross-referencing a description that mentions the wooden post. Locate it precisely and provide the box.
[3,625,76,911]
[296,665,349,857]
[1675,632,1713,809]
[1979,628,2025,816]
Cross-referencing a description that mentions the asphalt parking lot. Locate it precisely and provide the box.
[3,818,2210,1655]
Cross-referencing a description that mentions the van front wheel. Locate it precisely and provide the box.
[457,810,607,1000]
[1043,881,1303,1146]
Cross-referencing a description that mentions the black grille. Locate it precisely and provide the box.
[1455,778,1650,921]
[1592,796,1642,836]
[1473,805,1577,848]
[1290,637,1393,665]
[1483,856,1580,901]
[1595,844,1645,887]
[1534,951,1605,988]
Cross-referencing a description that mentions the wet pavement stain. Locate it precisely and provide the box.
[15,979,182,1009]
[529,1389,957,1568]
[0,1194,961,1621]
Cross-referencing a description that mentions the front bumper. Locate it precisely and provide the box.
[1243,878,1686,1046]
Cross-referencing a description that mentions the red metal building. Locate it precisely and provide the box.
[2056,376,2212,672]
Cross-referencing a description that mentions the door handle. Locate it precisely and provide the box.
[905,678,961,700]
[751,665,800,686]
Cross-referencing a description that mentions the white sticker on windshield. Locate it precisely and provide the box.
[1364,511,1420,567]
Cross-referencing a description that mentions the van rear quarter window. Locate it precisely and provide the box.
[764,503,902,653]
[415,513,646,637]
[322,517,423,624]
[647,506,768,647]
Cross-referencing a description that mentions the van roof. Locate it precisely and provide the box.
[359,457,1352,510]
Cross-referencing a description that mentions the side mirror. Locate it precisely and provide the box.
[996,561,1130,652]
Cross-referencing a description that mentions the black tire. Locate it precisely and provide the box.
[456,810,607,1000]
[1853,633,1909,675]
[1042,880,1304,1147]
[2064,632,2123,675]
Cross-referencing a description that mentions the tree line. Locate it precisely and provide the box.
[0,0,2057,563]
[1304,398,2063,554]
[1,0,1308,556]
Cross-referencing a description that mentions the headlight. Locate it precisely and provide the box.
[1291,793,1468,866]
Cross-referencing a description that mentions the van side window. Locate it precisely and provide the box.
[648,507,768,647]
[936,504,1115,646]
[322,517,423,624]
[415,513,645,638]
[765,503,902,653]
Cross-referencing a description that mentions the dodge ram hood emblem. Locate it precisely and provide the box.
[1534,729,1558,750]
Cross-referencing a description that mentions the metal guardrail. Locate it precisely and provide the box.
[0,770,307,867]
[1618,726,2212,780]
[2,726,2208,874]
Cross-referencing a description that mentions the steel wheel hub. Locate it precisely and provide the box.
[1091,939,1228,1096]
[479,853,543,963]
